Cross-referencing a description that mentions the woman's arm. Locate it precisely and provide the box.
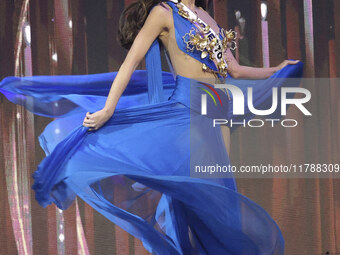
[224,48,300,79]
[199,7,300,79]
[83,4,170,131]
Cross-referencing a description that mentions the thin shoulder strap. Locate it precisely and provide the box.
[165,0,177,10]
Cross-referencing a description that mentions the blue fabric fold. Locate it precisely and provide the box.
[146,39,164,103]
[0,60,304,254]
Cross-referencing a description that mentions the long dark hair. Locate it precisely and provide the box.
[117,0,207,50]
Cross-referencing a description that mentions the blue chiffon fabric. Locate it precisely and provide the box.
[0,2,304,252]
[0,59,303,255]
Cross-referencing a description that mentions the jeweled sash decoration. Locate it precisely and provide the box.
[169,0,237,78]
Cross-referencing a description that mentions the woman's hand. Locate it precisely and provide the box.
[275,60,300,72]
[82,108,113,132]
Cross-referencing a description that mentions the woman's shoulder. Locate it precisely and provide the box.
[152,2,172,13]
[147,3,172,23]
[145,2,173,35]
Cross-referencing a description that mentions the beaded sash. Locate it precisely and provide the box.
[169,0,237,78]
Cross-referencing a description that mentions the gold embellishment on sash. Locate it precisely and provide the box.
[201,51,208,59]
[198,23,210,34]
[183,29,218,59]
[177,4,190,19]
[221,28,237,51]
[202,60,229,79]
[176,2,237,79]
[217,60,228,77]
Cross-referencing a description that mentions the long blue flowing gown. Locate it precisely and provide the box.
[0,1,304,254]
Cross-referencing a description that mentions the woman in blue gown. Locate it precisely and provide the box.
[0,0,304,254]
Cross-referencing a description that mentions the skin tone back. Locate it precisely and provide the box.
[83,0,299,154]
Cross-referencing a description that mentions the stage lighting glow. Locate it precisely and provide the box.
[58,233,64,242]
[23,22,31,46]
[235,10,241,20]
[239,17,246,30]
[261,2,268,20]
[52,53,58,62]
